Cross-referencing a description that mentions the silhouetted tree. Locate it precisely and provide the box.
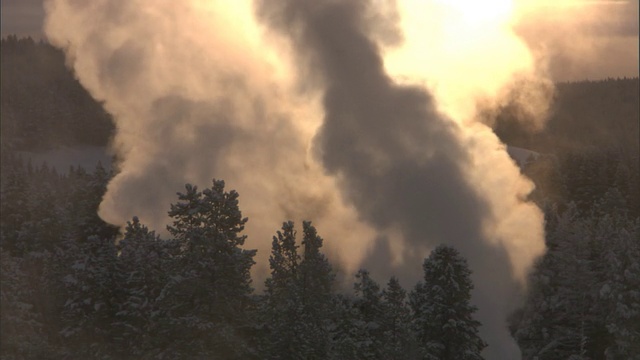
[382,276,415,359]
[157,180,257,358]
[260,221,306,359]
[112,217,172,358]
[410,245,486,360]
[297,221,335,359]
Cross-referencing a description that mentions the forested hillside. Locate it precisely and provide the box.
[0,156,488,359]
[511,154,639,359]
[498,79,640,359]
[0,36,114,151]
[1,152,637,359]
[495,77,639,157]
[1,36,639,359]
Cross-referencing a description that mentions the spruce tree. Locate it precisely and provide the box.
[0,251,53,358]
[382,276,414,359]
[602,218,640,359]
[261,221,305,359]
[58,235,122,358]
[512,206,630,359]
[352,269,385,359]
[261,221,335,359]
[328,294,361,359]
[0,161,30,255]
[113,217,171,358]
[21,165,66,253]
[159,180,257,358]
[410,245,486,360]
[298,221,334,359]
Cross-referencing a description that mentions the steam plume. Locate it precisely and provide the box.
[44,0,552,357]
[255,1,544,357]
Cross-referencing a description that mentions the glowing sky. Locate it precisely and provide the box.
[3,0,638,358]
[3,0,638,81]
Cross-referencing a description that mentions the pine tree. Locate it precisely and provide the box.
[21,164,66,253]
[328,293,361,359]
[157,180,257,358]
[113,217,171,358]
[410,245,486,360]
[351,269,385,359]
[0,251,55,358]
[63,164,118,243]
[550,209,603,359]
[0,160,31,255]
[602,218,640,359]
[260,221,335,359]
[329,270,386,360]
[297,221,335,359]
[58,235,122,358]
[512,206,628,359]
[381,276,415,359]
[267,221,300,294]
[261,221,305,359]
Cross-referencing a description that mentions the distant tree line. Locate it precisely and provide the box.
[1,35,115,151]
[495,77,639,160]
[525,148,640,219]
[0,152,486,359]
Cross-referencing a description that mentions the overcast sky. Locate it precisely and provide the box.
[1,0,638,81]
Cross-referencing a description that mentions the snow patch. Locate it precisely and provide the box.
[506,146,540,168]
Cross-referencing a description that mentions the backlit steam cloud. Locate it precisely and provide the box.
[43,0,378,279]
[514,0,639,82]
[45,0,552,357]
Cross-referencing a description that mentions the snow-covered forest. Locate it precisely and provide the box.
[1,37,639,359]
[1,162,489,359]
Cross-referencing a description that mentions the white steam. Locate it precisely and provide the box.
[44,0,377,276]
[44,0,553,357]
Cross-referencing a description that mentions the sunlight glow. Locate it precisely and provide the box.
[436,0,514,24]
[381,0,548,281]
[384,0,535,123]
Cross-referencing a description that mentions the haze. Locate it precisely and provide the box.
[3,0,637,358]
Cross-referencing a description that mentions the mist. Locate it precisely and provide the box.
[44,0,554,357]
[513,0,639,82]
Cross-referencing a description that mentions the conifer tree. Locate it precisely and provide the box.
[329,270,385,359]
[261,221,335,359]
[0,162,31,255]
[261,221,306,359]
[59,235,122,358]
[382,276,414,359]
[158,180,257,358]
[410,245,486,360]
[113,217,171,358]
[21,165,65,253]
[0,251,53,358]
[328,294,361,359]
[63,164,117,242]
[513,207,630,359]
[352,269,385,359]
[602,219,640,359]
[297,221,335,359]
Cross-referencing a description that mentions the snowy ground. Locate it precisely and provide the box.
[506,146,540,168]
